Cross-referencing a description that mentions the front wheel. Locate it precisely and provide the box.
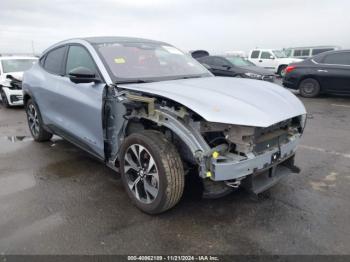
[25,99,53,141]
[119,130,185,214]
[0,89,10,108]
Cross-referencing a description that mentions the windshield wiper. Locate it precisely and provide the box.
[177,75,205,80]
[116,79,150,84]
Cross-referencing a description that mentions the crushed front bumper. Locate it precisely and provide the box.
[2,87,23,106]
[241,158,298,194]
[209,136,300,192]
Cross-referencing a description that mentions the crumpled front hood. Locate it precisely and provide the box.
[0,72,23,86]
[119,77,306,127]
[4,72,23,81]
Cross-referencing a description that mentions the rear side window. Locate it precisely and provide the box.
[43,46,66,75]
[65,45,98,75]
[294,50,302,57]
[251,51,260,59]
[323,52,350,65]
[260,51,272,59]
[212,57,229,67]
[294,49,310,57]
[302,49,310,56]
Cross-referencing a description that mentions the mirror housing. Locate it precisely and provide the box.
[6,74,14,80]
[222,65,231,70]
[68,67,100,84]
[270,55,275,60]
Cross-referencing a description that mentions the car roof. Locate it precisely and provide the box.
[286,45,340,49]
[317,49,350,55]
[0,56,38,60]
[306,49,350,62]
[82,36,168,45]
[42,36,171,55]
[250,49,275,51]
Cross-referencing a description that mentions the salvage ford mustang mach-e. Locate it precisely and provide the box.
[23,37,306,214]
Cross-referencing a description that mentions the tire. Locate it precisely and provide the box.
[119,130,185,214]
[0,89,10,108]
[278,65,287,77]
[25,99,53,142]
[299,78,321,98]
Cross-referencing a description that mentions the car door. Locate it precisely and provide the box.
[249,50,260,65]
[50,44,106,159]
[258,51,277,70]
[317,52,350,93]
[36,45,68,124]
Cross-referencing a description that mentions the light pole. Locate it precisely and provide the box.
[31,40,35,56]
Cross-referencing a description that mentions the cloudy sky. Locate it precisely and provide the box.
[0,0,349,55]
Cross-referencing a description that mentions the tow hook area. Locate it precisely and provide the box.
[225,179,243,188]
[282,155,301,173]
[242,155,300,194]
[202,179,234,199]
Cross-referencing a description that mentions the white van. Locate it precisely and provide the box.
[284,46,341,59]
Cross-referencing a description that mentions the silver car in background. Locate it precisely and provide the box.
[23,37,306,214]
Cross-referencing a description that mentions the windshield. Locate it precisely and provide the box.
[272,50,287,58]
[225,56,256,66]
[1,59,37,73]
[284,49,292,57]
[95,42,211,82]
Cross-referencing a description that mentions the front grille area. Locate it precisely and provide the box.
[10,95,23,103]
[253,119,292,154]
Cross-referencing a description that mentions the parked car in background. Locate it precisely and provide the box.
[196,55,275,82]
[248,49,302,77]
[0,56,38,107]
[284,46,341,60]
[283,50,350,97]
[23,36,306,214]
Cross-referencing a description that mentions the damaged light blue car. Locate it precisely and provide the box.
[22,37,306,214]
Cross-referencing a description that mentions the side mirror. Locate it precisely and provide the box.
[222,65,232,70]
[270,55,275,60]
[6,74,14,80]
[68,67,100,84]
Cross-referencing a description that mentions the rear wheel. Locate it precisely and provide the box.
[119,130,185,214]
[299,78,321,98]
[0,89,10,108]
[25,99,53,141]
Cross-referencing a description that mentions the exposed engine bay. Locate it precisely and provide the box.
[104,87,306,197]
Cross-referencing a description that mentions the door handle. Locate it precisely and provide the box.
[317,69,328,73]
